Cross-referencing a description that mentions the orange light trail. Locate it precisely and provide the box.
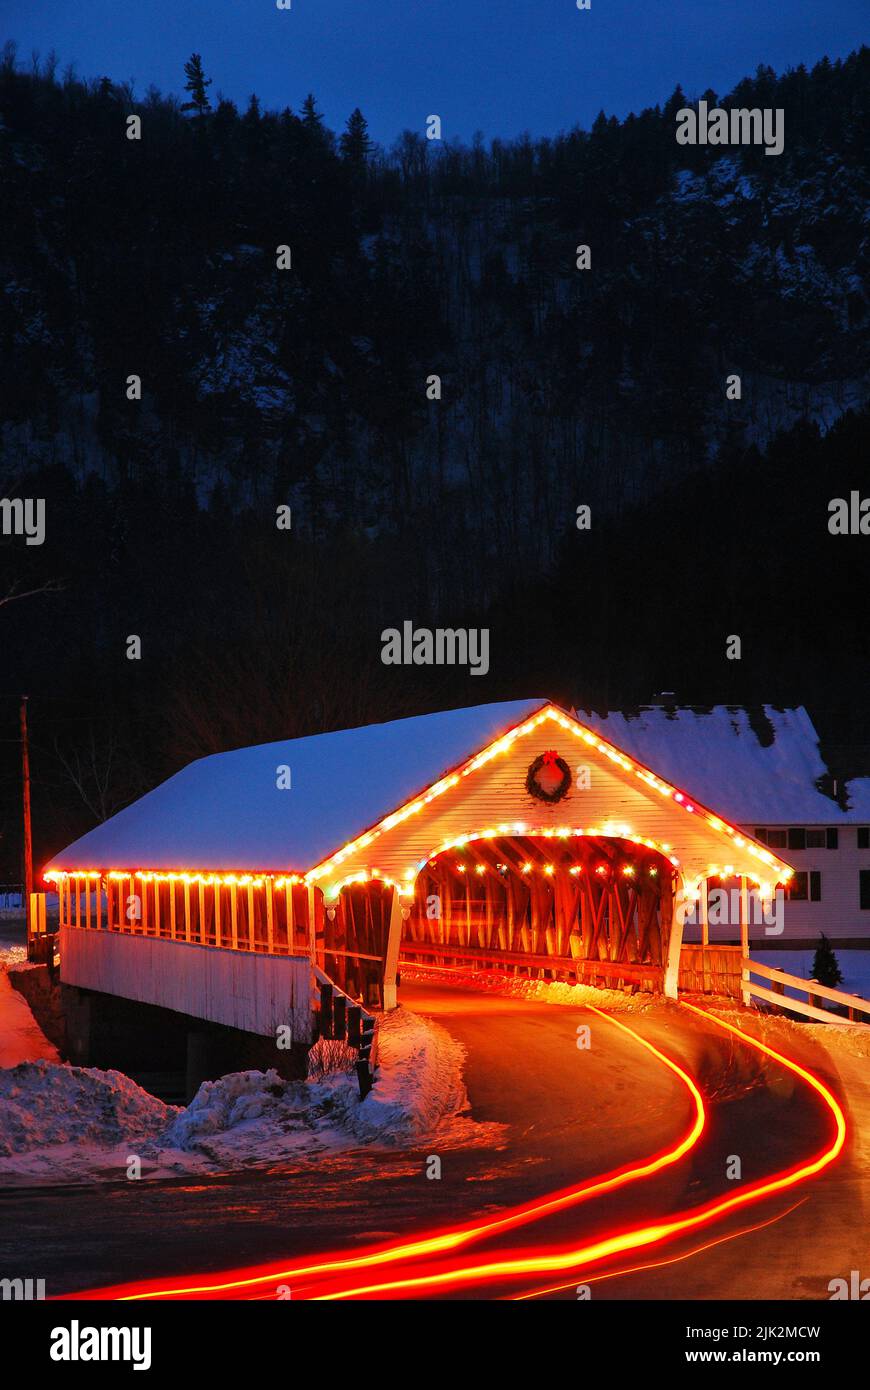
[248,1196,807,1304]
[308,1004,846,1299]
[71,1006,704,1301]
[62,1001,845,1303]
[510,1197,808,1301]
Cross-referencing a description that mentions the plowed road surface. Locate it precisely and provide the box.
[2,981,864,1300]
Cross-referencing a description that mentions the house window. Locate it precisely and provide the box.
[861,871,870,910]
[756,827,834,850]
[788,872,821,902]
[788,873,808,900]
[858,827,870,850]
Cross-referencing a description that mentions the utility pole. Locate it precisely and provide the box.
[20,695,33,943]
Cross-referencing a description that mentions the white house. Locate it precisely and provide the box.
[578,705,870,948]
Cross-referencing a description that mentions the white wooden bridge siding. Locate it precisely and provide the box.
[60,926,315,1043]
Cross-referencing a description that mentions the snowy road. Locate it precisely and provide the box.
[0,981,860,1300]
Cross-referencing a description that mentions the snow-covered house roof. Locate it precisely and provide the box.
[577,705,870,825]
[46,699,547,874]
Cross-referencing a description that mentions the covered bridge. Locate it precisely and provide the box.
[44,700,793,1061]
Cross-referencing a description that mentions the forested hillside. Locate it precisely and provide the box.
[0,43,868,866]
[2,46,868,591]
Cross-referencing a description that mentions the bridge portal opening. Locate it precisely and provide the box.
[400,835,676,993]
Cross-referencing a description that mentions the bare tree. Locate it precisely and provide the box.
[0,578,62,610]
[53,723,128,823]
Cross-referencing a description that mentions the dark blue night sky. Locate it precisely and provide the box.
[3,0,866,142]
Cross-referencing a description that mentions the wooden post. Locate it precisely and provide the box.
[29,892,46,937]
[20,696,33,947]
[382,886,404,1011]
[484,873,494,951]
[286,881,295,951]
[307,885,318,961]
[230,882,238,949]
[265,878,275,953]
[739,875,750,1005]
[699,878,709,948]
[662,871,682,999]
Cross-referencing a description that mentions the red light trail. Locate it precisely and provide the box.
[509,1197,808,1301]
[63,1005,706,1301]
[62,1002,845,1302]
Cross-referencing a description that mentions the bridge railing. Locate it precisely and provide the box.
[54,872,316,958]
[399,939,663,991]
[313,965,379,1098]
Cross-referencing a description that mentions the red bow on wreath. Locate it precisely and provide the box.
[526,749,571,803]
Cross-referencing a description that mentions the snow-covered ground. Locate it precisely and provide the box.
[0,969,60,1067]
[0,919,27,966]
[401,951,870,1017]
[752,949,870,1000]
[0,1007,497,1186]
[400,963,655,1012]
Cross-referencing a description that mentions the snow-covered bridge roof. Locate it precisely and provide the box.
[47,698,799,892]
[46,699,547,874]
[577,705,870,825]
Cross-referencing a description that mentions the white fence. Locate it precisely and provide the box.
[742,956,870,1027]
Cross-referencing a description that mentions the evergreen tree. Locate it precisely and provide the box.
[340,107,372,165]
[811,933,843,989]
[181,53,212,117]
[301,93,324,129]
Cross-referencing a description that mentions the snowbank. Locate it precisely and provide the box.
[701,1001,870,1062]
[0,1007,484,1185]
[161,1006,486,1161]
[319,1006,477,1145]
[0,1062,175,1180]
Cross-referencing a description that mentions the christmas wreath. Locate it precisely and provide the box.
[525,749,572,803]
